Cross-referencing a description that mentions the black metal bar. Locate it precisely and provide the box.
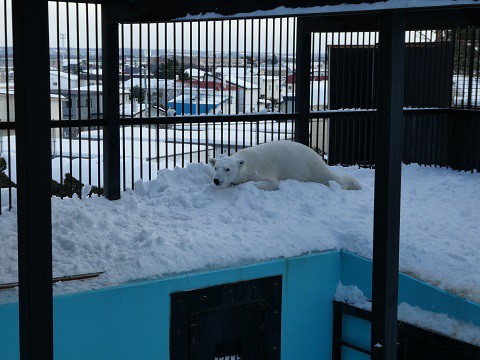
[121,24,127,190]
[66,3,73,196]
[76,3,82,197]
[371,10,406,360]
[139,24,144,178]
[294,17,311,145]
[11,0,53,358]
[341,341,372,355]
[102,7,121,200]
[332,301,343,360]
[86,3,93,190]
[123,112,300,126]
[95,4,101,192]
[467,28,476,109]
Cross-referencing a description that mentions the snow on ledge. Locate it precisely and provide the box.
[177,0,479,20]
[0,163,479,305]
[335,283,480,346]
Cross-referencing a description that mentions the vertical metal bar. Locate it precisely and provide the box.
[243,18,247,147]
[189,21,193,163]
[294,18,311,146]
[292,17,296,113]
[235,19,238,152]
[130,24,135,185]
[206,20,210,158]
[228,20,232,152]
[257,19,261,145]
[156,23,160,171]
[461,28,469,108]
[235,19,239,150]
[121,24,126,190]
[55,1,64,199]
[164,22,169,168]
[76,3,82,196]
[95,4,101,192]
[264,18,268,143]
[467,28,476,109]
[147,23,152,179]
[173,22,177,167]
[279,18,283,122]
[285,18,290,140]
[12,0,53,357]
[213,20,217,158]
[370,31,378,168]
[181,22,184,167]
[221,20,224,153]
[371,10,406,360]
[102,6,121,200]
[454,29,461,107]
[475,28,480,110]
[197,21,201,161]
[66,3,73,196]
[139,24,144,178]
[86,4,92,190]
[250,19,254,145]
[310,32,316,112]
[332,302,343,360]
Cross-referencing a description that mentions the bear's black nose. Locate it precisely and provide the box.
[213,178,220,185]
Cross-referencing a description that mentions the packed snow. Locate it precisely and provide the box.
[335,283,480,346]
[0,162,479,306]
[178,0,480,20]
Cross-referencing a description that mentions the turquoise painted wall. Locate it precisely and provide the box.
[0,250,479,359]
[0,251,340,360]
[340,251,480,360]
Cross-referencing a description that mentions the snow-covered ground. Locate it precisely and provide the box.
[0,162,479,307]
[335,283,480,346]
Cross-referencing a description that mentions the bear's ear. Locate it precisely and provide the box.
[237,159,246,168]
[209,158,216,167]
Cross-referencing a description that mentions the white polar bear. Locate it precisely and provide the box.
[209,140,362,190]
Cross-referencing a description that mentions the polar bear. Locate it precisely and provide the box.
[208,140,361,190]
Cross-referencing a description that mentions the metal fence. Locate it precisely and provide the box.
[1,1,480,213]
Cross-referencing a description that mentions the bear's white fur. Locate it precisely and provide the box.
[209,140,362,190]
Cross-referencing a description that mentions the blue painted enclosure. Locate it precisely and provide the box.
[0,250,479,359]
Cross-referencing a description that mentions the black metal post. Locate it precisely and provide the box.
[102,7,121,200]
[467,28,476,109]
[371,10,406,360]
[11,0,53,358]
[294,17,311,145]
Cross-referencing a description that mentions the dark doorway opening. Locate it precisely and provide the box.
[170,276,282,360]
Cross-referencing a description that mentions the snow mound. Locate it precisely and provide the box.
[0,163,479,305]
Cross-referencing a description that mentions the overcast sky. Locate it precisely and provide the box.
[1,1,429,57]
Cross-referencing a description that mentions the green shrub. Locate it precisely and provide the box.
[0,157,16,188]
[51,173,103,198]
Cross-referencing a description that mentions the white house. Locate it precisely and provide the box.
[0,85,66,122]
[50,69,79,92]
[259,76,284,111]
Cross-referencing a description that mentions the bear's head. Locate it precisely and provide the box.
[209,156,245,187]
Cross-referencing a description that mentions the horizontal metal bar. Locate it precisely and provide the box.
[340,341,372,355]
[333,300,372,321]
[50,119,106,128]
[398,321,480,357]
[0,272,104,291]
[310,110,377,118]
[303,13,379,32]
[121,113,300,126]
[310,108,480,119]
[0,122,15,130]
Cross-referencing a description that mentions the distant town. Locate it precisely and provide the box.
[0,46,327,129]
